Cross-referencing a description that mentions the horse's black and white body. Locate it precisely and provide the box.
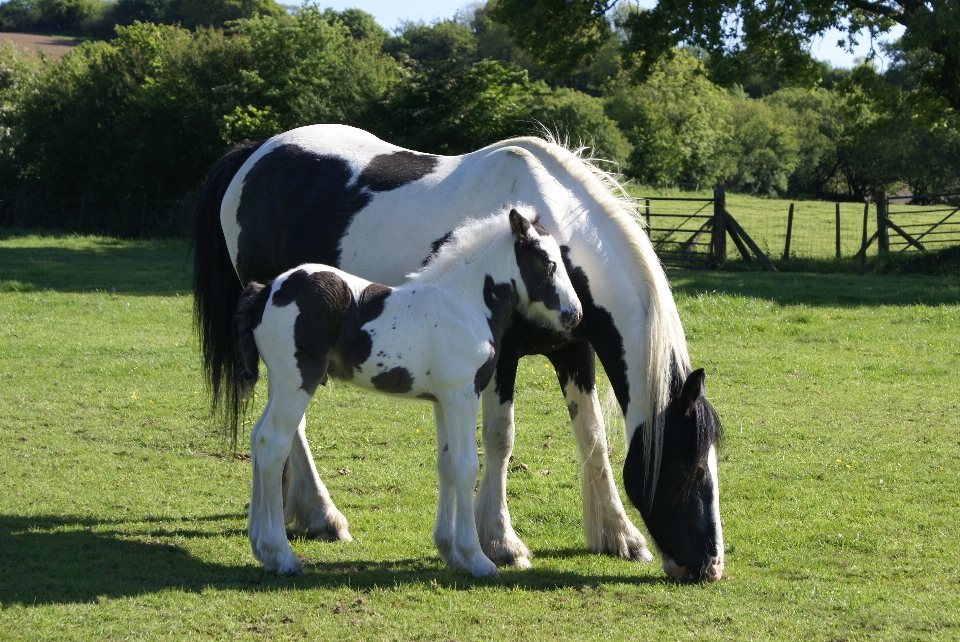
[194,124,725,581]
[233,209,582,576]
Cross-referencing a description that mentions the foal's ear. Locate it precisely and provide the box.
[678,368,705,417]
[509,208,531,240]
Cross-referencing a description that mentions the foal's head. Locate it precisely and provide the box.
[508,208,582,332]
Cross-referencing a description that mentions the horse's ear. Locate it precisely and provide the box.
[509,208,531,240]
[679,368,705,416]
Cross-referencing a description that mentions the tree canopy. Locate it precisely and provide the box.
[490,0,960,113]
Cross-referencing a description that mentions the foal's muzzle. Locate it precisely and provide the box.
[561,308,582,330]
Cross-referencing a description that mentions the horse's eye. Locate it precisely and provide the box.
[546,261,556,277]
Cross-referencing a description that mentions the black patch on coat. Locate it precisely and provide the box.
[234,146,438,283]
[421,231,454,267]
[560,245,628,414]
[358,283,391,324]
[269,270,395,393]
[566,400,579,420]
[270,269,355,395]
[474,276,517,396]
[357,151,439,192]
[371,367,414,393]
[515,239,561,311]
[548,339,596,395]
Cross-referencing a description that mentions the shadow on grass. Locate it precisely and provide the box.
[669,267,960,307]
[0,230,192,295]
[0,514,665,605]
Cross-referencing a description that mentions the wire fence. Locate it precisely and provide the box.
[0,194,195,238]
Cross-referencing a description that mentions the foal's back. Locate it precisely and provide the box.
[247,263,495,403]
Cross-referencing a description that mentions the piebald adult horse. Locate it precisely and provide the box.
[193,124,725,581]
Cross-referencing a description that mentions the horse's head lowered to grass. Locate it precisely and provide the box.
[623,368,724,581]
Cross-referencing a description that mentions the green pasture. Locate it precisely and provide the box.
[1,231,958,640]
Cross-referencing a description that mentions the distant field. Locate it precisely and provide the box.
[626,185,960,261]
[1,232,958,640]
[0,32,81,59]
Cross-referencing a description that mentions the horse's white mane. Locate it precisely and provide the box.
[503,132,691,503]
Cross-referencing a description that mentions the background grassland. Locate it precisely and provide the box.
[0,232,958,640]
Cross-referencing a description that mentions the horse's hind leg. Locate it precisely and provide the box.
[435,396,498,578]
[548,342,653,562]
[248,379,311,576]
[283,417,352,542]
[474,372,533,568]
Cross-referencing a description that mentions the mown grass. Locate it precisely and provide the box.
[1,231,958,640]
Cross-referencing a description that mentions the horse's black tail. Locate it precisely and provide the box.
[228,281,271,449]
[191,139,265,431]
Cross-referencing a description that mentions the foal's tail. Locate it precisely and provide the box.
[191,140,264,427]
[228,281,271,448]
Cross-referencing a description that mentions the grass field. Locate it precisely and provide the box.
[1,231,958,640]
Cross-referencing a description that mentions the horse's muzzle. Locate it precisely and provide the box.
[663,555,725,582]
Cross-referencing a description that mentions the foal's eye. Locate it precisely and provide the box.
[546,261,556,277]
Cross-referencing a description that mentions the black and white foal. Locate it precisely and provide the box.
[232,207,582,577]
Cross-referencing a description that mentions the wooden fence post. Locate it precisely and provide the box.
[712,186,726,267]
[859,202,869,275]
[835,202,841,258]
[139,191,147,239]
[644,198,651,231]
[783,203,794,260]
[876,190,889,253]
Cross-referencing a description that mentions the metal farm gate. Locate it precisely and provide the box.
[881,192,960,253]
[637,187,776,271]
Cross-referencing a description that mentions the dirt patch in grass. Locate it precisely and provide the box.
[0,32,82,59]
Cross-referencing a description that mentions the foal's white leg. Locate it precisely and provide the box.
[432,403,457,566]
[563,382,653,562]
[248,382,311,575]
[434,397,498,578]
[283,418,352,542]
[474,381,532,567]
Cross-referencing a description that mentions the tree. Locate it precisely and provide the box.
[603,51,733,190]
[382,58,534,154]
[490,0,960,114]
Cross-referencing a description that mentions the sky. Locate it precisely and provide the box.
[315,0,905,71]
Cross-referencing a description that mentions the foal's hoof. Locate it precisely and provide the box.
[280,565,305,577]
[307,527,353,543]
[467,555,500,579]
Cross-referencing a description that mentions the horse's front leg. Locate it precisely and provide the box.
[283,417,352,541]
[548,341,653,562]
[248,384,310,576]
[434,396,498,578]
[474,367,533,568]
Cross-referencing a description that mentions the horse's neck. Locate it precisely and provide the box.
[413,232,518,293]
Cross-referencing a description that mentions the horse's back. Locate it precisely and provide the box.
[221,125,584,287]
